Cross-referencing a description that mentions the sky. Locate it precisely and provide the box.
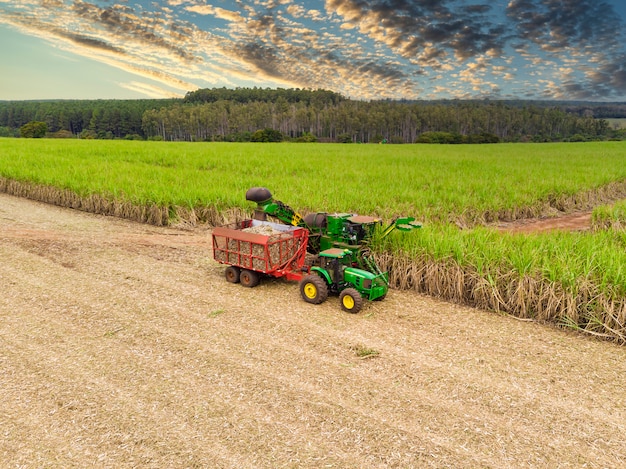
[1,0,625,101]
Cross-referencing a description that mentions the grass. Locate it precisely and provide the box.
[376,225,626,341]
[208,309,226,318]
[593,199,626,230]
[352,344,380,359]
[381,225,626,295]
[1,139,625,224]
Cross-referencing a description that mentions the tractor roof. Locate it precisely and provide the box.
[319,248,350,258]
[348,215,381,224]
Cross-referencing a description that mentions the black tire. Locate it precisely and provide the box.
[245,187,272,203]
[240,269,260,288]
[339,288,364,314]
[224,266,241,284]
[299,275,328,305]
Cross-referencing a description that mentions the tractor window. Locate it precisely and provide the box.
[346,222,368,243]
[330,258,340,283]
[321,257,345,284]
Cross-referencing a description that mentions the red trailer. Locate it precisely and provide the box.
[212,219,309,287]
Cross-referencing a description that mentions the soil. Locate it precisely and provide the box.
[2,193,626,468]
[497,210,592,233]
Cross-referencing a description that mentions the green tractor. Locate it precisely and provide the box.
[299,248,388,314]
[245,187,420,312]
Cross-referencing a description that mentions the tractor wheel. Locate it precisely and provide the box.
[240,269,260,288]
[299,275,328,305]
[224,266,241,284]
[339,288,363,314]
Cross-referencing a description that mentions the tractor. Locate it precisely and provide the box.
[299,248,388,313]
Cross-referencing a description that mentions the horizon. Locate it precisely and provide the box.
[2,92,626,104]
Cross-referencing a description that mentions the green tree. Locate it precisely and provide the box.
[295,131,318,142]
[19,121,47,138]
[50,129,74,138]
[0,126,15,137]
[251,128,283,142]
[416,131,463,144]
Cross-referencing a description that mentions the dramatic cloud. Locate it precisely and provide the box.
[507,0,622,50]
[1,0,625,100]
[325,0,507,62]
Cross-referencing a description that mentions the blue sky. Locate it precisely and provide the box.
[1,0,625,101]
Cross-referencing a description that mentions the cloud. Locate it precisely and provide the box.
[325,0,507,63]
[506,0,626,98]
[71,1,196,61]
[185,4,244,22]
[285,4,305,18]
[58,31,123,53]
[0,0,625,100]
[0,1,201,95]
[232,41,284,79]
[199,4,416,97]
[119,81,182,98]
[507,0,622,50]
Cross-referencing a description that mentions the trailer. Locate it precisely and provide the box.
[212,219,309,287]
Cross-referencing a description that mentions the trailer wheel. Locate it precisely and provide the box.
[224,266,241,284]
[300,275,328,304]
[240,269,260,288]
[339,288,363,314]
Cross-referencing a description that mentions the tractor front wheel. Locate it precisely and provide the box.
[240,269,260,288]
[299,275,328,305]
[339,288,363,314]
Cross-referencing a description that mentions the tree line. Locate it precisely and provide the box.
[1,88,624,143]
[0,99,176,140]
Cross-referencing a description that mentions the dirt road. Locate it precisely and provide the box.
[498,210,592,233]
[1,193,625,468]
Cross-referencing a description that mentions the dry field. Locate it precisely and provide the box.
[1,193,626,468]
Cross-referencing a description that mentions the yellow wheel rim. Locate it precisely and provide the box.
[303,283,317,299]
[342,294,355,309]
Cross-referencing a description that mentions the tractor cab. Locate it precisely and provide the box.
[318,248,350,289]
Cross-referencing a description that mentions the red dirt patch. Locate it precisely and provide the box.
[498,210,592,233]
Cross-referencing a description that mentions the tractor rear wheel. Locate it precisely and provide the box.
[339,288,363,314]
[240,269,260,288]
[224,266,241,283]
[299,275,328,305]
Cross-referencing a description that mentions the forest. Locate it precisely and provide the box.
[1,88,625,143]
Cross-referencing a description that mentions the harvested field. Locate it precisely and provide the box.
[2,193,626,468]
